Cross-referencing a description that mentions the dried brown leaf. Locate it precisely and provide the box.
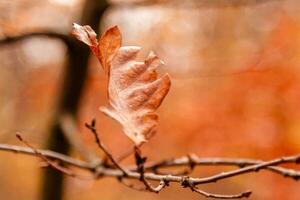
[71,23,99,56]
[72,24,121,74]
[72,24,171,146]
[98,26,122,74]
[101,47,171,145]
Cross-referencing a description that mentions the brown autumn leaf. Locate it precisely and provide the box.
[72,24,171,146]
[72,23,99,56]
[72,23,121,74]
[98,26,122,74]
[101,47,171,145]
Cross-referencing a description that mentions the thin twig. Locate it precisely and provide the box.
[0,31,75,48]
[1,142,299,181]
[92,154,300,185]
[1,140,300,198]
[188,182,251,199]
[112,0,281,8]
[85,119,128,176]
[191,154,300,185]
[15,133,92,180]
[0,143,94,169]
[134,147,169,193]
[181,176,251,199]
[151,154,196,176]
[118,178,147,191]
[143,154,300,179]
[59,113,102,164]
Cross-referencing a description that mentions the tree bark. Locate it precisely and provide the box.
[41,1,108,200]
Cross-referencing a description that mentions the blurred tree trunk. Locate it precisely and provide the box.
[41,1,108,200]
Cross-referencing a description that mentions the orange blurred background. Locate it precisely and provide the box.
[0,0,300,199]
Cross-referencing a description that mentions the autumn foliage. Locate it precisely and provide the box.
[72,24,171,145]
[1,1,300,200]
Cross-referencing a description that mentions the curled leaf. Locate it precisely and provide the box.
[72,24,171,146]
[98,26,122,74]
[72,23,99,56]
[72,23,121,74]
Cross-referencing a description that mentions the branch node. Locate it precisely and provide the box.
[162,178,170,187]
[187,154,196,171]
[243,191,252,198]
[296,157,300,164]
[238,163,247,168]
[180,176,191,188]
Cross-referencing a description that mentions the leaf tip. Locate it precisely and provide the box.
[109,25,121,34]
[72,22,80,28]
[162,73,172,90]
[71,23,98,47]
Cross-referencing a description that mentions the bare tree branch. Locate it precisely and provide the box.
[188,184,251,199]
[59,113,102,165]
[85,119,128,176]
[143,154,300,179]
[1,139,300,198]
[0,143,93,169]
[191,154,300,185]
[119,177,168,193]
[91,155,300,184]
[15,133,89,179]
[1,142,299,181]
[118,178,147,191]
[0,31,75,48]
[133,146,169,193]
[112,0,282,8]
